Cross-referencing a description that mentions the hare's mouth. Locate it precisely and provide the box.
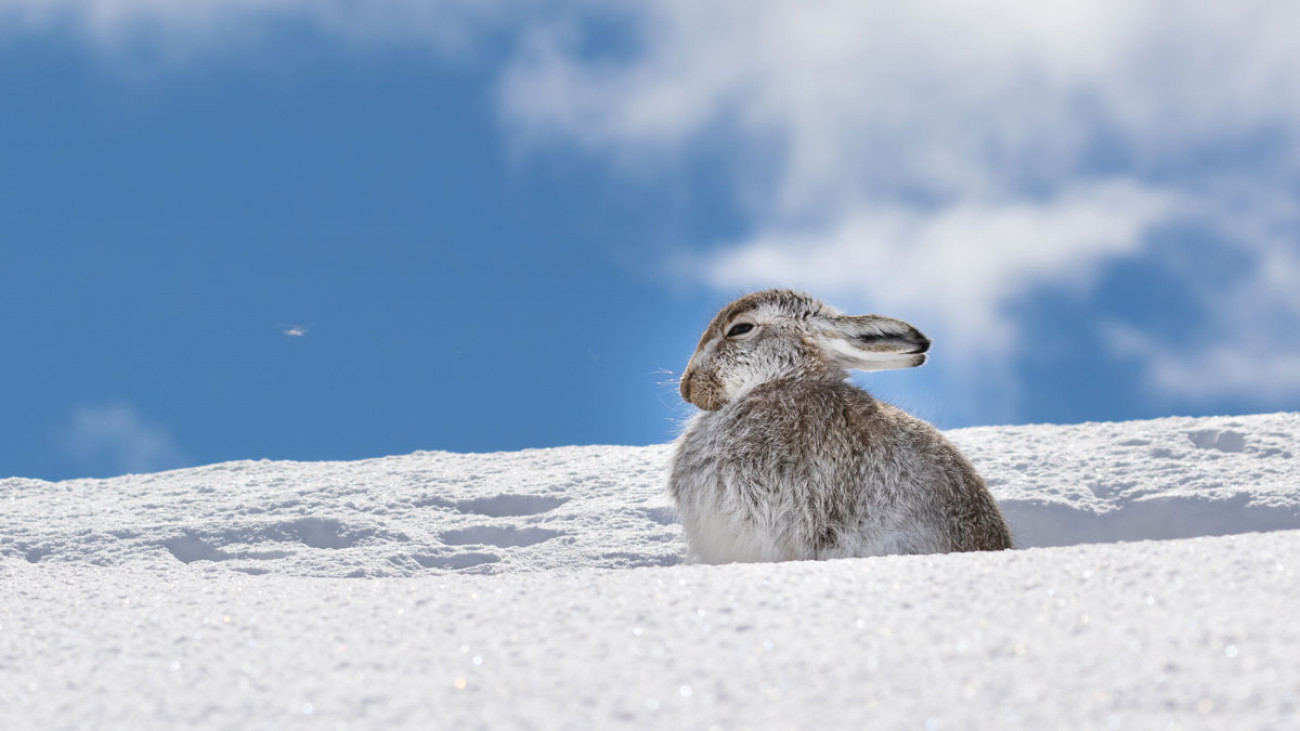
[681,370,725,411]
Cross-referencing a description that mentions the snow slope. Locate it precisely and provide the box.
[2,412,1299,729]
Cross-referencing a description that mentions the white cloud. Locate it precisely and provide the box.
[499,1,1300,409]
[62,403,188,476]
[502,2,1300,206]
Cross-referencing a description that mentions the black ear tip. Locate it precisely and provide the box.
[906,337,931,355]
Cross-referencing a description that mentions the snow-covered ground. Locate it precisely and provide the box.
[3,412,1299,728]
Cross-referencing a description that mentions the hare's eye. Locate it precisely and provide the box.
[726,322,755,338]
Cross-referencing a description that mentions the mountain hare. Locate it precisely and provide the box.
[669,289,1012,563]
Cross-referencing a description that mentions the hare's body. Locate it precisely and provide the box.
[671,375,1010,562]
[669,289,1011,563]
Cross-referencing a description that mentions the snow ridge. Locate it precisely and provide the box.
[3,413,1299,578]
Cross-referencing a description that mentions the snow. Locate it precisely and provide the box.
[3,412,1299,728]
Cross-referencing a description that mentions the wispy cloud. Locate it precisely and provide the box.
[502,2,1300,204]
[1105,186,1300,403]
[61,403,188,476]
[0,0,517,59]
[498,1,1300,412]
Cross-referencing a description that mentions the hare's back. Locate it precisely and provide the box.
[860,403,1013,552]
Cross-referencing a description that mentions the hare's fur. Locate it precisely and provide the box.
[669,289,1012,563]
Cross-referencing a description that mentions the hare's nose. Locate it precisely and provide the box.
[680,372,695,403]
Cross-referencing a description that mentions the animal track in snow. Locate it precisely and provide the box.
[414,552,501,571]
[271,518,370,549]
[439,525,563,548]
[160,519,380,564]
[453,494,568,517]
[1187,429,1247,453]
[163,534,228,563]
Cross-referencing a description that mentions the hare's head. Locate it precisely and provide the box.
[680,289,930,411]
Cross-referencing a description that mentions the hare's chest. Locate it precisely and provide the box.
[676,474,787,564]
[670,420,795,564]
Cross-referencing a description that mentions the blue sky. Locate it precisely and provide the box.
[4,2,1300,480]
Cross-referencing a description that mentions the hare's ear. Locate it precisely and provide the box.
[815,314,931,371]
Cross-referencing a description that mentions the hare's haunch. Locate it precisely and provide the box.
[669,289,1012,564]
